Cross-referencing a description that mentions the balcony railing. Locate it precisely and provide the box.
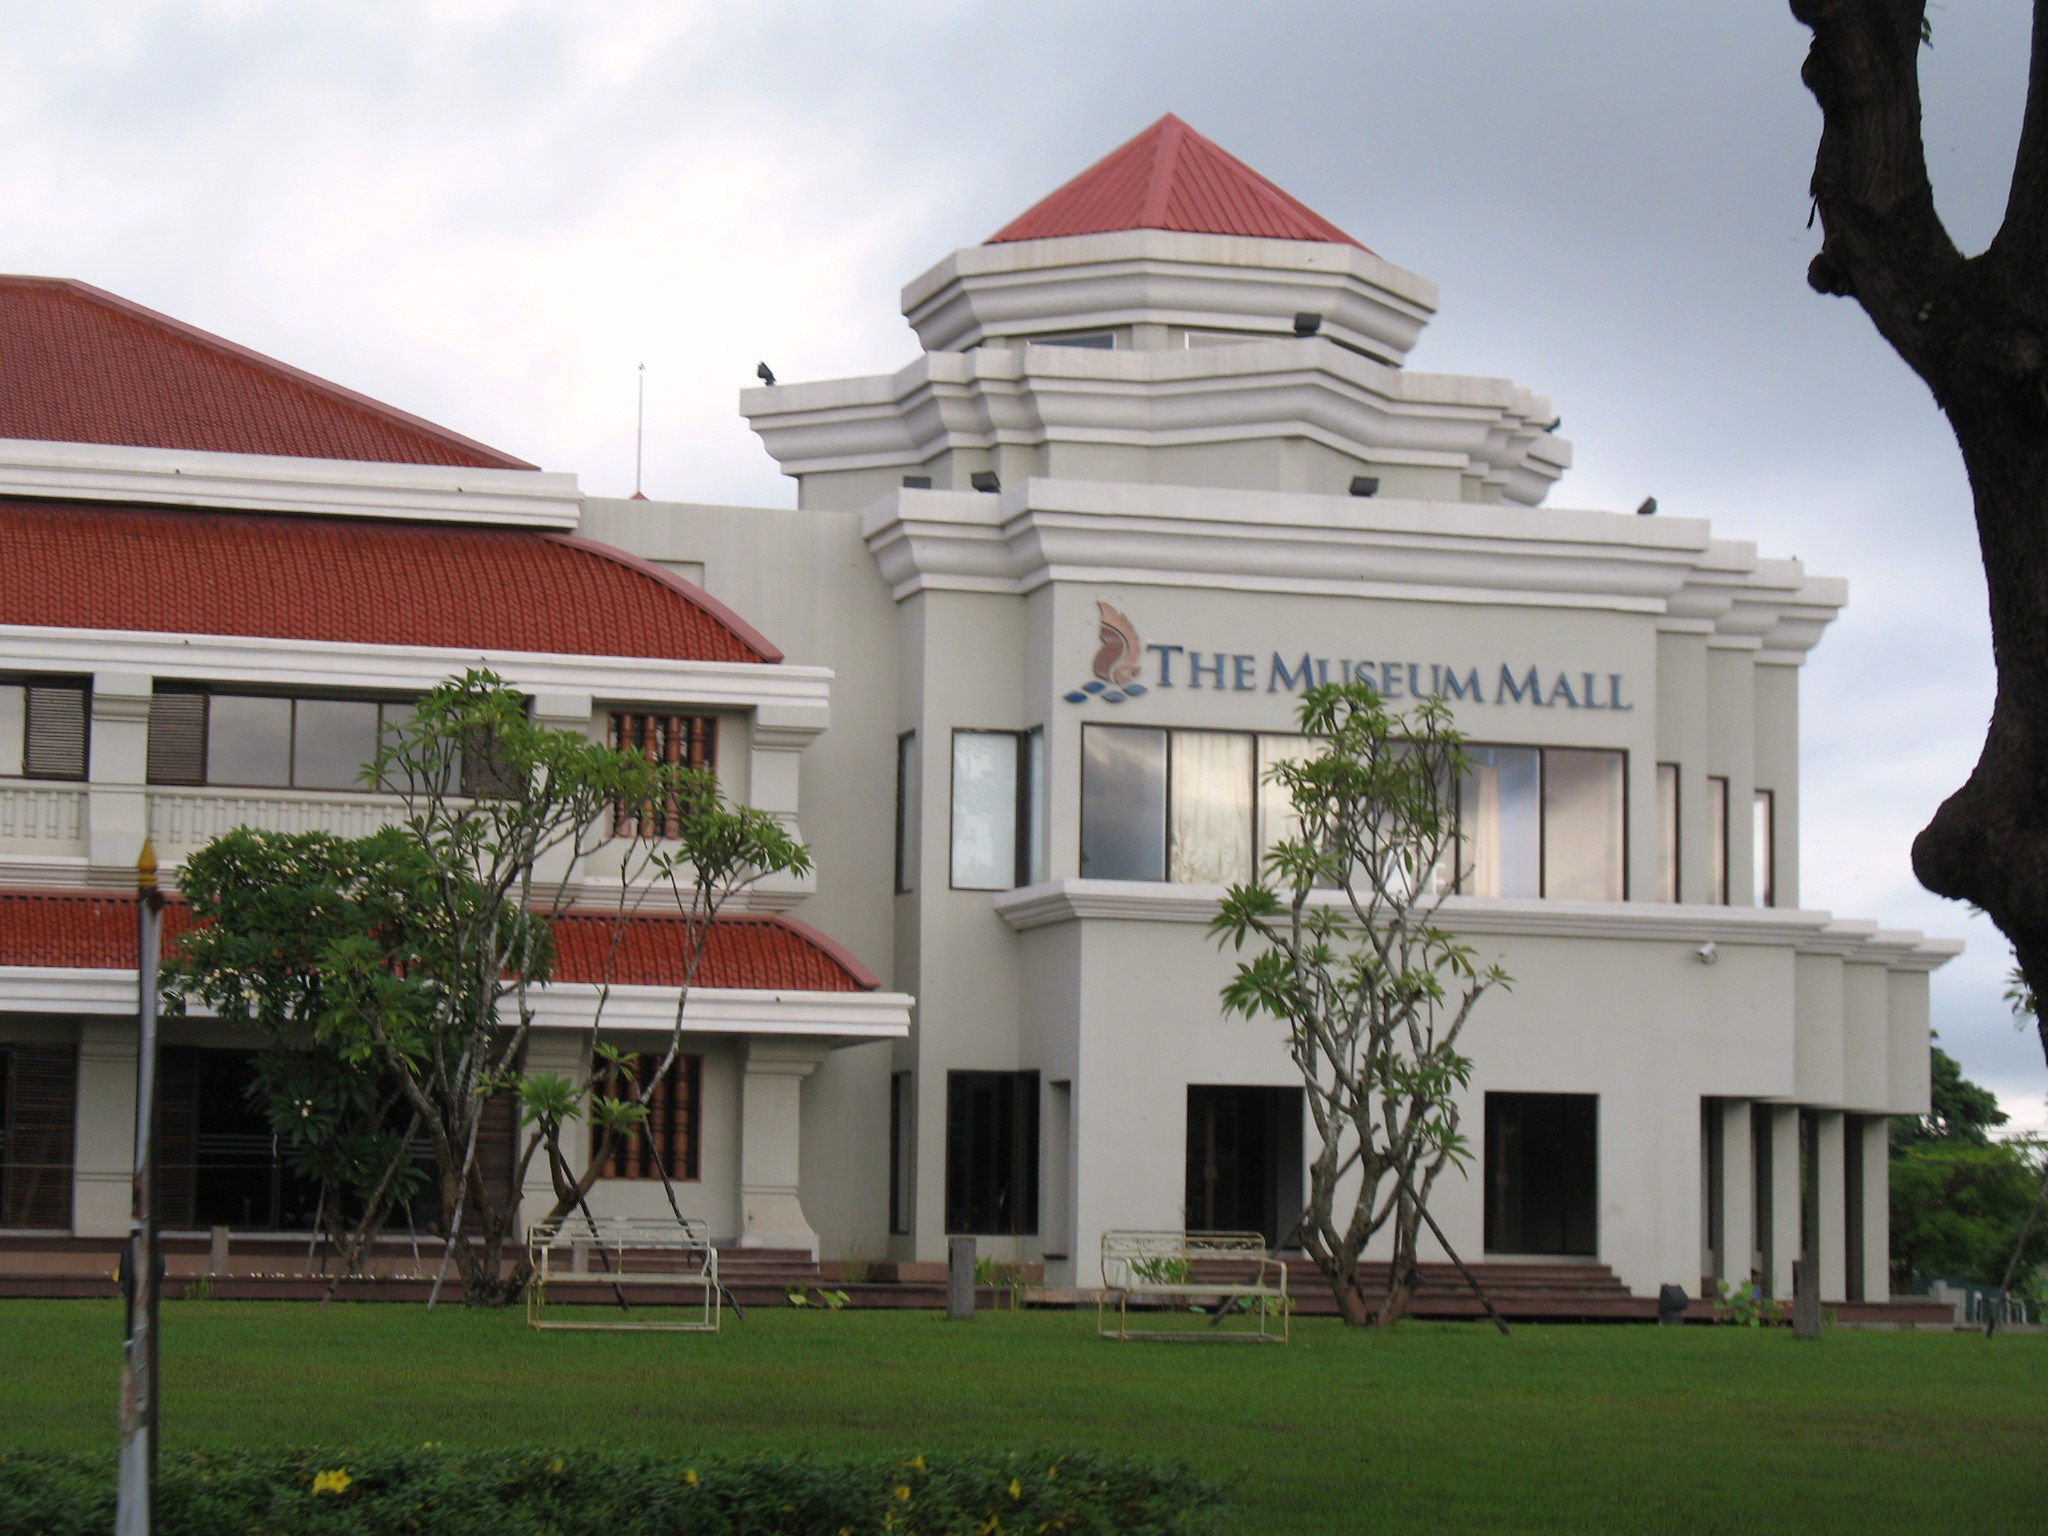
[147,787,413,857]
[0,783,87,856]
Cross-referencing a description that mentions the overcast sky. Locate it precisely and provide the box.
[5,1,2041,1128]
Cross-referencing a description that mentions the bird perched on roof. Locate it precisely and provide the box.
[756,361,776,386]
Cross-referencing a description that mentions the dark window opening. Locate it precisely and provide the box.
[590,1052,701,1181]
[1484,1092,1598,1256]
[889,1070,913,1235]
[944,1071,1038,1235]
[1185,1085,1302,1248]
[0,1043,78,1229]
[157,1047,323,1231]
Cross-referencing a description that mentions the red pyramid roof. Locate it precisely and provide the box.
[0,275,531,469]
[988,114,1367,251]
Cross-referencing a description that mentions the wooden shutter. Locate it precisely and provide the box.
[590,1053,700,1180]
[147,690,208,786]
[1,1043,79,1229]
[23,683,88,781]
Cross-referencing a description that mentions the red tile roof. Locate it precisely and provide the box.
[0,275,531,469]
[0,891,874,994]
[0,499,780,663]
[988,114,1367,250]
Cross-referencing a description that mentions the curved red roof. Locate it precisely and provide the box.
[0,892,872,994]
[0,276,531,469]
[0,499,780,663]
[989,115,1367,250]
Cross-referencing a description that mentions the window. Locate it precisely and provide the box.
[1707,776,1731,904]
[895,733,918,894]
[147,688,415,792]
[1753,789,1776,908]
[950,728,1044,890]
[0,1042,78,1229]
[1081,725,1166,880]
[889,1070,914,1235]
[1169,730,1254,884]
[590,1053,701,1181]
[944,1070,1038,1235]
[1457,745,1627,901]
[1028,330,1115,349]
[1656,764,1680,903]
[1484,1092,1598,1256]
[611,711,717,838]
[0,678,89,781]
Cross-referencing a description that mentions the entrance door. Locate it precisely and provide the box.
[1484,1091,1598,1256]
[1185,1086,1302,1247]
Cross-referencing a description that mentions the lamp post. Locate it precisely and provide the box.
[117,840,163,1536]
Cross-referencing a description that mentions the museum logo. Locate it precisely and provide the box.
[1062,601,1152,705]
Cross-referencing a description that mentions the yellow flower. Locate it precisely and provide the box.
[1009,1477,1023,1499]
[311,1469,352,1496]
[980,1516,1003,1535]
[683,1469,699,1487]
[547,1457,565,1474]
[894,1484,913,1501]
[906,1454,927,1473]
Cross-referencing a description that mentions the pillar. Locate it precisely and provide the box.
[1857,1116,1891,1303]
[85,672,152,874]
[1766,1104,1802,1299]
[72,1020,137,1237]
[1714,1100,1754,1285]
[1813,1111,1847,1301]
[736,1038,830,1254]
[518,1031,589,1234]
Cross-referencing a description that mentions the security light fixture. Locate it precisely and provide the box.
[755,361,776,386]
[1292,311,1322,337]
[1349,476,1380,498]
[902,475,932,489]
[1637,496,1658,516]
[969,471,1001,493]
[1695,942,1718,965]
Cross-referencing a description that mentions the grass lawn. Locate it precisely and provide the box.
[1,1301,2042,1534]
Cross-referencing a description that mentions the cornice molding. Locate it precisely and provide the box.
[0,438,582,529]
[990,880,1962,972]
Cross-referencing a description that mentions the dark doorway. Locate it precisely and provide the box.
[944,1071,1039,1235]
[0,1043,78,1229]
[1185,1086,1302,1247]
[158,1047,322,1231]
[1484,1092,1598,1256]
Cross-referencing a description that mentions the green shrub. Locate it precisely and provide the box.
[0,1446,1221,1535]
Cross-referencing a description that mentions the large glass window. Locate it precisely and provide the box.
[950,729,1043,890]
[944,1070,1039,1235]
[1543,749,1626,901]
[148,688,416,792]
[1457,746,1542,898]
[1753,788,1776,908]
[1080,726,1168,881]
[1657,764,1680,903]
[1707,775,1731,904]
[1255,734,1316,874]
[1168,730,1255,884]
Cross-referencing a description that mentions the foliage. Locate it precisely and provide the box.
[1891,1041,2009,1152]
[0,1446,1220,1536]
[1209,681,1506,1326]
[1891,1137,2048,1291]
[1710,1278,1786,1328]
[165,670,811,1306]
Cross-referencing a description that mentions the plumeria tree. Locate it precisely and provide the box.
[1210,681,1507,1326]
[169,670,809,1306]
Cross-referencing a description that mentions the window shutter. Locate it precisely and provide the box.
[147,690,208,786]
[23,683,88,780]
[611,713,718,838]
[1,1044,78,1229]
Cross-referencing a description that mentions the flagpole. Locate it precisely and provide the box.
[117,840,163,1536]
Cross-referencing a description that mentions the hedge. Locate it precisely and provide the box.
[0,1446,1223,1535]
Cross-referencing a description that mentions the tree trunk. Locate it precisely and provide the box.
[1328,1263,1375,1326]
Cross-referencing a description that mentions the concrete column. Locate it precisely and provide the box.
[1858,1115,1891,1303]
[1766,1105,1802,1299]
[736,1038,830,1255]
[72,1021,137,1237]
[518,1031,588,1229]
[528,692,594,894]
[1714,1100,1755,1285]
[85,672,153,874]
[1814,1111,1847,1302]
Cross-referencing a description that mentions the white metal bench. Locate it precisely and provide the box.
[1098,1230,1289,1343]
[525,1216,721,1332]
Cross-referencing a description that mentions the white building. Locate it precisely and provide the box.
[0,116,1957,1309]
